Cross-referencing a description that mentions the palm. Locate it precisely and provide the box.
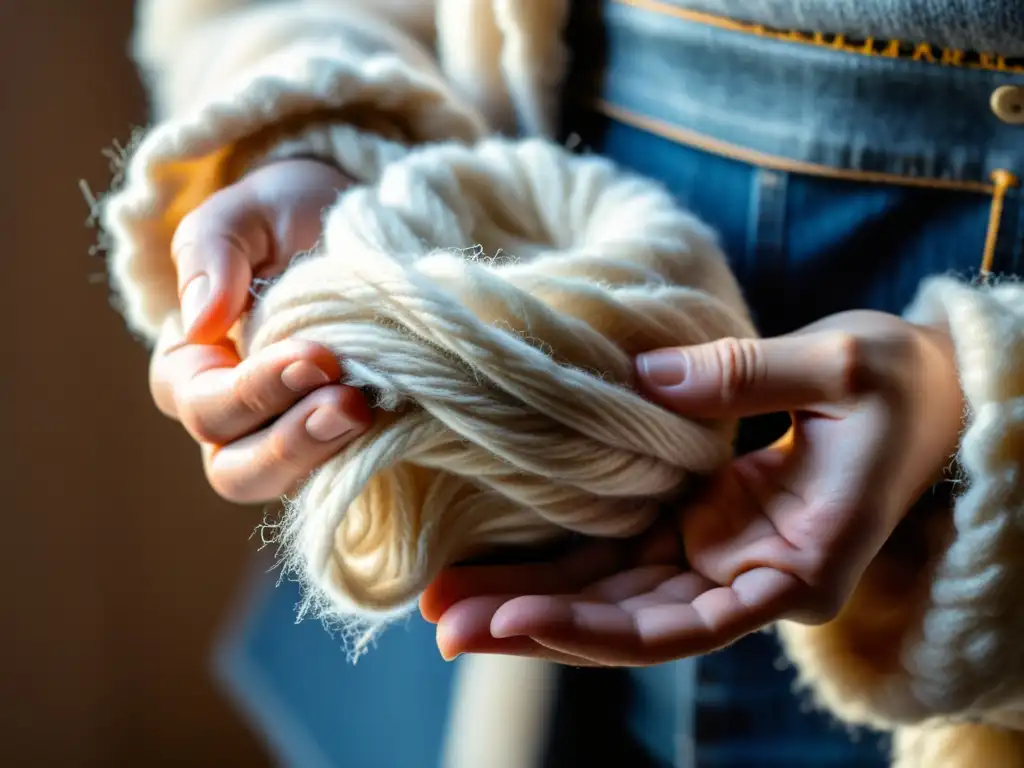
[421,311,960,666]
[421,410,891,665]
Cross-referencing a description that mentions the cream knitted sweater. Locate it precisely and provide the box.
[101,2,1024,767]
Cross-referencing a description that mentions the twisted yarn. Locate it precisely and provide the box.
[898,281,1024,720]
[243,138,755,653]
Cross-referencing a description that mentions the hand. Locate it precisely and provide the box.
[420,310,963,665]
[148,158,372,503]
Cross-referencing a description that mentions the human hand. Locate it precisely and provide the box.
[148,158,372,503]
[420,310,963,665]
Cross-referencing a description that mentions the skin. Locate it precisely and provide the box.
[420,313,964,664]
[149,158,374,502]
[153,158,964,665]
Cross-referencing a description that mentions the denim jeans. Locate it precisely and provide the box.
[557,2,1024,766]
[216,3,1024,767]
[644,0,1024,55]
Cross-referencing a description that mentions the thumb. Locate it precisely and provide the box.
[635,333,855,418]
[171,199,269,344]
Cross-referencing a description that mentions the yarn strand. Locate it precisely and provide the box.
[244,137,756,656]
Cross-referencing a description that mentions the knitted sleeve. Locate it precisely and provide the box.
[102,0,487,345]
[777,276,1024,766]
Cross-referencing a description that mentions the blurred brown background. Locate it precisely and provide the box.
[2,1,271,764]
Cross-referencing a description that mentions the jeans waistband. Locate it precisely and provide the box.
[568,0,1024,186]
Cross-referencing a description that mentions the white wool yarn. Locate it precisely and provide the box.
[243,137,756,653]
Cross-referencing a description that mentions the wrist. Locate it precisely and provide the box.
[913,320,965,468]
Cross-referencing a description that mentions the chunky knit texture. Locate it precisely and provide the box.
[101,2,1024,765]
[777,277,1024,765]
[242,136,754,648]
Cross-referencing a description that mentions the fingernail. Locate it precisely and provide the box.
[180,274,210,334]
[490,617,519,639]
[637,350,688,388]
[306,408,353,442]
[281,361,331,392]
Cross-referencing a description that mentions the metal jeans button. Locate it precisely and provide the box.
[991,85,1024,125]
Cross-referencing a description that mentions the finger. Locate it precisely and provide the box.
[581,565,682,603]
[492,568,799,666]
[172,192,270,343]
[419,539,626,624]
[454,639,603,666]
[172,160,349,344]
[177,340,344,445]
[435,596,600,665]
[434,568,706,659]
[149,317,240,421]
[618,572,714,614]
[421,568,554,625]
[635,331,862,418]
[203,384,372,503]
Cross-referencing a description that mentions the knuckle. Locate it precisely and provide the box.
[213,227,253,261]
[827,328,917,400]
[713,337,765,405]
[148,368,179,421]
[203,447,280,506]
[176,385,221,444]
[231,367,281,420]
[263,428,314,477]
[205,465,258,505]
[830,332,870,398]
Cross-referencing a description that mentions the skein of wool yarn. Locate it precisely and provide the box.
[243,137,756,655]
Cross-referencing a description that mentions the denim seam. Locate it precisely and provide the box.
[587,2,1024,182]
[599,73,1022,181]
[602,0,1024,85]
[591,98,1018,189]
[608,0,1024,83]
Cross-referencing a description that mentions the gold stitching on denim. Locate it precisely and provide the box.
[602,2,1024,276]
[617,0,1024,73]
[594,101,1020,277]
[593,100,997,194]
